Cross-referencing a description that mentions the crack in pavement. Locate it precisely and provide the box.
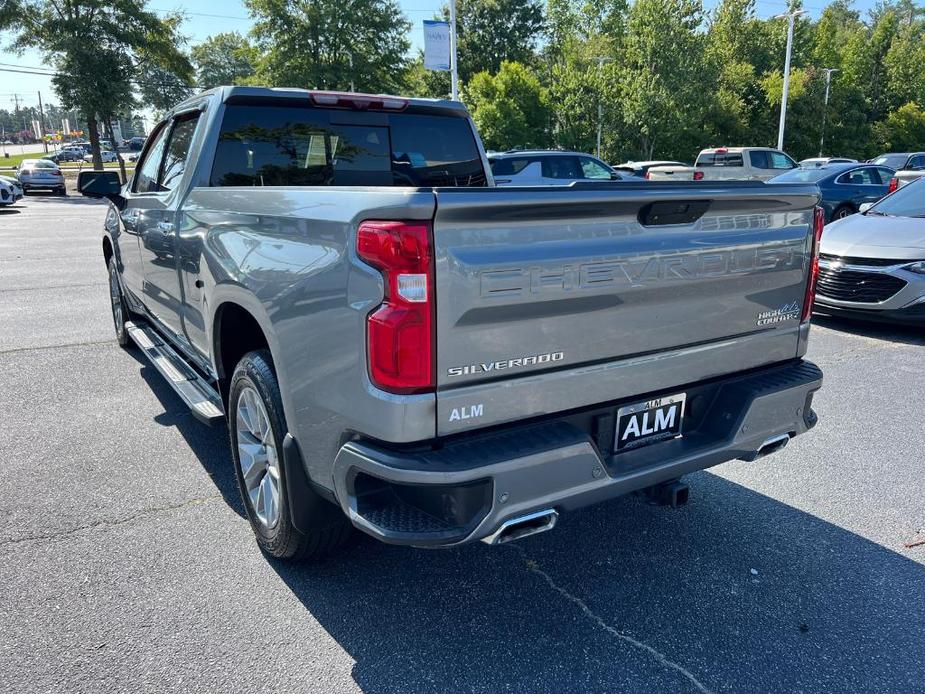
[0,339,115,356]
[0,495,223,547]
[510,544,715,694]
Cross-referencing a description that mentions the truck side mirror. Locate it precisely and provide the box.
[77,170,122,198]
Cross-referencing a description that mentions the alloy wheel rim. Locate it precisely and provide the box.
[109,264,124,335]
[235,386,281,529]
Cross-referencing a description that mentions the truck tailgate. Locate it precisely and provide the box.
[432,182,818,435]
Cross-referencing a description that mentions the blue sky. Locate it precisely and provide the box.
[0,0,881,116]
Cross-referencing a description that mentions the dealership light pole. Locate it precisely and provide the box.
[449,0,459,99]
[593,56,613,158]
[819,68,838,156]
[775,9,806,152]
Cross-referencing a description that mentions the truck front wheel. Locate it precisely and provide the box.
[107,257,131,347]
[228,350,350,561]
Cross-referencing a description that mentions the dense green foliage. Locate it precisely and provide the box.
[5,0,923,165]
[244,0,411,92]
[191,32,258,90]
[0,0,191,169]
[416,0,925,162]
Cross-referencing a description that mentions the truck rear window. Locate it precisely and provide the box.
[696,152,743,167]
[210,104,487,187]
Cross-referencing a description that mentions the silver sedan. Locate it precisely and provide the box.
[17,158,67,195]
[815,178,925,324]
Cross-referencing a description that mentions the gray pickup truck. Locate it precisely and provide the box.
[78,87,823,560]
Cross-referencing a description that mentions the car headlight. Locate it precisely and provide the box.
[904,261,925,275]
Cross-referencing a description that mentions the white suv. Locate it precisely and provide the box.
[489,150,623,186]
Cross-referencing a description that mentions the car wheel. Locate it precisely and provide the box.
[107,257,132,348]
[833,205,854,220]
[229,350,351,561]
[57,187,67,196]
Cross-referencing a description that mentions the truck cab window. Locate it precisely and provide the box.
[160,114,201,191]
[210,105,485,187]
[133,124,171,193]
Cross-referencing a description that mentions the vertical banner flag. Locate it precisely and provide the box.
[423,20,451,71]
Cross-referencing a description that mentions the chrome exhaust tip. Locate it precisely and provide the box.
[481,509,558,545]
[755,433,790,459]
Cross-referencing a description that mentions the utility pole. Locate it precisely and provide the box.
[37,91,48,153]
[449,0,459,100]
[347,53,354,92]
[593,57,613,159]
[819,68,838,157]
[775,9,806,152]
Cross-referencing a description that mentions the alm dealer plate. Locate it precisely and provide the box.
[615,392,686,453]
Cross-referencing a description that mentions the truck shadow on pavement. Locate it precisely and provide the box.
[813,314,925,346]
[269,473,924,694]
[129,349,245,519]
[117,329,923,692]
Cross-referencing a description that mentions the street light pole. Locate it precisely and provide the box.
[449,0,459,100]
[593,56,613,159]
[775,9,806,152]
[819,67,838,157]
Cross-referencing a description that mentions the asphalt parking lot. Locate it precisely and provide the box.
[1,195,923,694]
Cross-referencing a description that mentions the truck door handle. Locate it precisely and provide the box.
[157,221,174,235]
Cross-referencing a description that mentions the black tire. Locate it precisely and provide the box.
[57,187,67,196]
[833,205,854,220]
[228,350,351,561]
[107,256,131,348]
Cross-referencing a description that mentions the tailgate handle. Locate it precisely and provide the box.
[638,200,711,226]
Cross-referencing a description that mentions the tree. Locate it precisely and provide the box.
[872,101,925,152]
[448,0,545,82]
[245,0,410,93]
[619,0,708,160]
[0,0,192,171]
[464,61,550,150]
[191,32,258,89]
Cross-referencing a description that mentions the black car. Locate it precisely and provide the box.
[769,163,895,222]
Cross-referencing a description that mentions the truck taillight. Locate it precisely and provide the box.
[888,177,899,193]
[693,171,704,181]
[356,220,435,394]
[801,206,824,323]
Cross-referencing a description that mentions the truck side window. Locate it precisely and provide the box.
[749,151,770,169]
[133,124,171,193]
[542,156,582,179]
[769,152,795,169]
[489,158,531,176]
[579,157,613,179]
[160,114,201,192]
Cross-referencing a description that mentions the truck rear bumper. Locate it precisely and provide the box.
[332,360,822,547]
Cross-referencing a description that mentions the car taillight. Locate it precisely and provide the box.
[888,177,899,193]
[802,206,824,324]
[356,220,435,394]
[693,171,704,181]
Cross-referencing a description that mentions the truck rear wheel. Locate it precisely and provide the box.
[228,350,351,561]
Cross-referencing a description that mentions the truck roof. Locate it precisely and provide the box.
[167,86,468,119]
[700,146,781,153]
